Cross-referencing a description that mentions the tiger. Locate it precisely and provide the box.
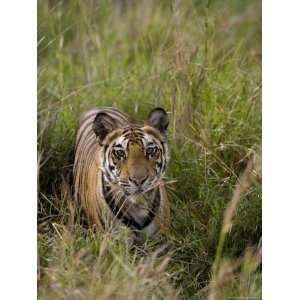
[73,107,170,237]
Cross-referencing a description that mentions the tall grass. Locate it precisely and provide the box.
[38,0,261,299]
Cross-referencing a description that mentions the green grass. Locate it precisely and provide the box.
[38,0,261,299]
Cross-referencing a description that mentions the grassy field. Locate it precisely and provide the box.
[38,0,261,299]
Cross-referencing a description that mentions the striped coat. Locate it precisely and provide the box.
[73,107,170,236]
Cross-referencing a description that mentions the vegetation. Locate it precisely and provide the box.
[38,0,261,299]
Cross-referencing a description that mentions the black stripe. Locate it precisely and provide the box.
[102,175,160,230]
[75,120,94,149]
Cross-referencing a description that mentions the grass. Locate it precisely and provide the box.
[38,0,261,299]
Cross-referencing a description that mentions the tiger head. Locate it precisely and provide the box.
[92,108,169,195]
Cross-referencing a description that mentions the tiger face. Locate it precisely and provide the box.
[93,108,169,195]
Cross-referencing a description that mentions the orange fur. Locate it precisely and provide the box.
[73,107,170,235]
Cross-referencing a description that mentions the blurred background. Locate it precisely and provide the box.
[38,1,261,299]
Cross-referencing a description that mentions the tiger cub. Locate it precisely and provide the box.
[74,107,170,237]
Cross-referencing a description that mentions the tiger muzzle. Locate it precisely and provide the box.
[129,174,148,186]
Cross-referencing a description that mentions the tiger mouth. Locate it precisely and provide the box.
[123,185,146,196]
[104,179,145,196]
[103,171,161,196]
[114,181,156,196]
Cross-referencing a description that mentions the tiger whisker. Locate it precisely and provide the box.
[142,180,163,194]
[161,179,178,185]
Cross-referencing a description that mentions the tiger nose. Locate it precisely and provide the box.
[129,175,147,186]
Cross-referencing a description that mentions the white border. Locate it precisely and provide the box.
[0,1,37,299]
[263,0,300,299]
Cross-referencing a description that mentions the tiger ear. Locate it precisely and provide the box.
[148,107,169,135]
[93,112,117,140]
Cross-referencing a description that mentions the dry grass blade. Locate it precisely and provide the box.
[208,151,261,300]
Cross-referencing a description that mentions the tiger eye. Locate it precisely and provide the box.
[146,146,158,158]
[113,149,126,160]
